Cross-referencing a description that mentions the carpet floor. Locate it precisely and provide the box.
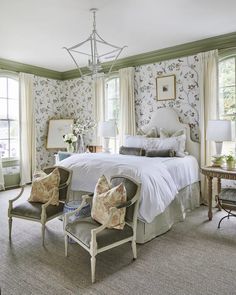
[0,187,236,295]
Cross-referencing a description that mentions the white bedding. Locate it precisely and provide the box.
[59,153,199,223]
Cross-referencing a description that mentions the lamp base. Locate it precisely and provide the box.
[215,141,223,156]
[103,137,110,153]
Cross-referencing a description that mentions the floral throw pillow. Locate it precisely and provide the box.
[91,175,127,230]
[28,168,60,206]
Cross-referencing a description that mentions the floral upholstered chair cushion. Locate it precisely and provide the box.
[28,167,60,206]
[91,175,127,229]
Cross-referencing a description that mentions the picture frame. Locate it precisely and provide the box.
[156,75,176,101]
[46,119,74,149]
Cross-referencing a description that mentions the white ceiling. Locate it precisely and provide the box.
[1,0,236,72]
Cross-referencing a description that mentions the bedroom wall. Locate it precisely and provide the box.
[134,54,200,141]
[34,76,94,169]
[34,53,201,168]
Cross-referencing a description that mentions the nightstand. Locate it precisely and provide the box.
[201,166,236,221]
[88,145,103,153]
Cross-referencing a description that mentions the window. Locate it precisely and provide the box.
[0,75,19,160]
[105,76,120,153]
[218,56,236,154]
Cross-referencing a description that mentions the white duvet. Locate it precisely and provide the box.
[59,153,199,223]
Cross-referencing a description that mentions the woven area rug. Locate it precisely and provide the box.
[0,187,236,295]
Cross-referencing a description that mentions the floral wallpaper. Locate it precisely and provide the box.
[34,76,94,169]
[134,54,200,141]
[34,54,201,168]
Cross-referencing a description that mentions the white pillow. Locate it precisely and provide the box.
[137,127,159,138]
[145,134,186,157]
[160,128,186,139]
[124,135,147,148]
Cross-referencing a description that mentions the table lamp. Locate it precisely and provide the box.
[98,120,117,153]
[206,120,232,155]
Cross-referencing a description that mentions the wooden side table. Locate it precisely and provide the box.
[201,166,236,220]
[88,145,102,153]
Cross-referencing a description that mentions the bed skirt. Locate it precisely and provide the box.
[70,182,200,244]
[136,182,200,244]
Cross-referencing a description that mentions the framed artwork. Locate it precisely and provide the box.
[156,75,176,101]
[46,119,74,149]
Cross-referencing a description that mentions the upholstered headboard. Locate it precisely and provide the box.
[141,108,200,163]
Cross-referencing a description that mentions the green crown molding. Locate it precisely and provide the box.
[62,31,236,80]
[0,58,62,80]
[1,31,236,81]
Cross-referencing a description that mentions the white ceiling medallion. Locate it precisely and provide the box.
[63,8,127,78]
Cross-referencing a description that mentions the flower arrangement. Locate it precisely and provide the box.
[212,155,224,167]
[73,117,96,135]
[63,133,77,144]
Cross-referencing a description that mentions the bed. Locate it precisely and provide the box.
[59,108,200,243]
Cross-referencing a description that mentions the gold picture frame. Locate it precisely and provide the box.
[156,74,176,101]
[46,119,74,149]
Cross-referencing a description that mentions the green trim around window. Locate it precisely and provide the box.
[218,47,236,61]
[1,31,236,80]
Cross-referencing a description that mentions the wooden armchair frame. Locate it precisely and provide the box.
[8,166,72,246]
[63,175,141,283]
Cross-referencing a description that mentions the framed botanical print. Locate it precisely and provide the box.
[46,119,74,149]
[156,75,176,101]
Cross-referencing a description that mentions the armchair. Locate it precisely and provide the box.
[64,175,141,283]
[8,166,72,246]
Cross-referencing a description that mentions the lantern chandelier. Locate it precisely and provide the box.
[63,8,127,77]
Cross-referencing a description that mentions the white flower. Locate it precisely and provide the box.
[63,133,77,144]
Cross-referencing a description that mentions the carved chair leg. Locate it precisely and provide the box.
[91,255,96,283]
[8,217,12,240]
[65,235,68,257]
[132,239,137,260]
[42,223,46,246]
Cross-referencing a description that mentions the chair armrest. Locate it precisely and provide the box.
[116,194,139,209]
[116,200,132,209]
[92,196,139,236]
[91,207,117,235]
[41,188,59,209]
[9,185,26,204]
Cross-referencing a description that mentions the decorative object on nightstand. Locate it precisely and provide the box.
[63,133,77,152]
[72,114,96,153]
[211,155,225,167]
[206,120,232,156]
[225,154,235,170]
[98,120,117,153]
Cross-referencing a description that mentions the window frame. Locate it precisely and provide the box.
[0,71,20,162]
[104,74,120,153]
[218,51,236,155]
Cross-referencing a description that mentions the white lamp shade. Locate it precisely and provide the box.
[98,120,116,137]
[206,120,232,141]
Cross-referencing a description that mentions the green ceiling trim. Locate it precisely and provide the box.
[62,31,236,80]
[1,31,236,81]
[0,58,62,80]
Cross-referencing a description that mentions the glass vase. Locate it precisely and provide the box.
[77,134,86,153]
[66,143,74,153]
